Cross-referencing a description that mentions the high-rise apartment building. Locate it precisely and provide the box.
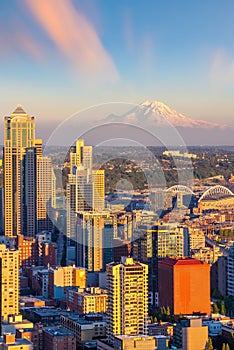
[4,105,36,237]
[66,139,105,264]
[22,147,37,237]
[76,212,112,272]
[132,223,189,306]
[106,257,148,345]
[0,188,4,235]
[0,244,19,321]
[69,139,93,172]
[37,156,56,232]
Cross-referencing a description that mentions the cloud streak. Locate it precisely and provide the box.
[210,49,234,85]
[0,22,43,62]
[25,0,119,83]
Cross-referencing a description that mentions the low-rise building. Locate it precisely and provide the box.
[191,246,223,264]
[148,322,173,338]
[48,265,87,299]
[0,333,33,350]
[66,287,108,313]
[20,296,54,308]
[43,326,76,350]
[114,335,168,350]
[173,318,208,350]
[60,313,107,345]
[20,307,70,326]
[16,328,40,350]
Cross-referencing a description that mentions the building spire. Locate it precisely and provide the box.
[12,104,26,115]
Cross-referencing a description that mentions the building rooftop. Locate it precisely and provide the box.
[0,336,32,345]
[21,307,70,318]
[44,326,74,337]
[61,313,107,324]
[12,104,27,115]
[115,335,155,341]
[20,296,52,303]
[108,257,145,268]
[159,257,209,267]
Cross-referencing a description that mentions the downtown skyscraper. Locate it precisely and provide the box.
[4,104,39,237]
[3,105,55,238]
[66,139,105,264]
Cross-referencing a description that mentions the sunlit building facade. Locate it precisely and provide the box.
[0,244,19,321]
[66,139,105,264]
[4,105,36,237]
[106,257,148,345]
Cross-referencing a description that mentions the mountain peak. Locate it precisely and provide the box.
[105,99,226,129]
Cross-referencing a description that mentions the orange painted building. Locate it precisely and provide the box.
[158,258,210,315]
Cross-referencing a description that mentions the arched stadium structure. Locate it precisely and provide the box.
[198,185,234,212]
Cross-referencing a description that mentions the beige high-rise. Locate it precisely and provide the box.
[76,211,110,271]
[66,140,105,264]
[0,244,19,320]
[4,105,35,237]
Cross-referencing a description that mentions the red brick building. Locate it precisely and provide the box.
[158,258,210,315]
[16,328,40,349]
[18,234,38,269]
[41,242,57,265]
[43,326,76,350]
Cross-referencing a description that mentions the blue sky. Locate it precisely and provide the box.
[1,0,234,139]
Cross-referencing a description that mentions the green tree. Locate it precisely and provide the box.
[212,303,219,313]
[207,337,213,350]
[166,306,170,316]
[220,302,226,315]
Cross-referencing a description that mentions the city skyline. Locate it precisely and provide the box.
[0,1,234,145]
[2,2,234,349]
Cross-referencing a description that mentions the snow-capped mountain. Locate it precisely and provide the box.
[105,100,225,129]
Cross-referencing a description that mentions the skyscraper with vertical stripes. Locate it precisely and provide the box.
[3,105,55,238]
[4,105,37,237]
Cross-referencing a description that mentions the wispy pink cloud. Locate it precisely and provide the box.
[210,49,234,84]
[0,20,44,62]
[24,0,119,83]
